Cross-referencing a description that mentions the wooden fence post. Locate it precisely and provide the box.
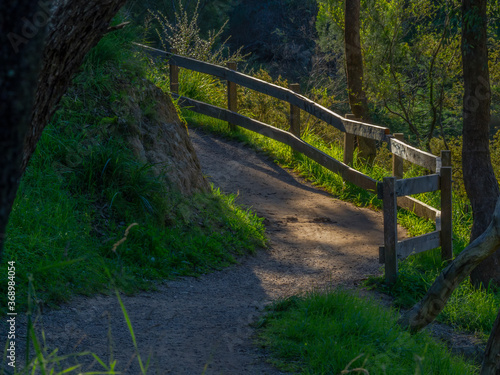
[441,149,451,168]
[169,48,179,94]
[392,133,404,179]
[440,150,453,261]
[383,176,398,285]
[289,83,301,159]
[289,83,301,138]
[227,61,237,131]
[344,114,356,165]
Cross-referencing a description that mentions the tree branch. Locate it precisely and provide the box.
[106,21,130,33]
[398,197,500,333]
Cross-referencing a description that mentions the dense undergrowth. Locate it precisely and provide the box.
[0,21,266,316]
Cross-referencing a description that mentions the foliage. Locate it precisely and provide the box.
[238,70,290,127]
[126,0,239,39]
[316,0,465,148]
[149,0,246,65]
[367,255,500,335]
[258,290,477,374]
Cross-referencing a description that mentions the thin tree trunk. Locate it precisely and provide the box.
[461,0,500,286]
[0,1,53,259]
[344,0,376,163]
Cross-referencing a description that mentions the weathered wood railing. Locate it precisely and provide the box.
[378,149,452,284]
[136,43,453,285]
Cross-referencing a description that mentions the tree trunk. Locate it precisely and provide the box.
[344,0,376,163]
[461,0,500,286]
[22,0,127,174]
[481,309,500,375]
[0,0,126,260]
[398,197,500,333]
[0,1,53,259]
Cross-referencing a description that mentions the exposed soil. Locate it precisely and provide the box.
[7,127,483,374]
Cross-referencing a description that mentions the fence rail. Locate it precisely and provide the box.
[138,44,390,139]
[173,94,379,191]
[136,43,453,285]
[389,137,440,172]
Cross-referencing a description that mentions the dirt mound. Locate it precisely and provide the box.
[116,81,209,195]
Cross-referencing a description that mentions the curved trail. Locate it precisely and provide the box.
[19,128,393,374]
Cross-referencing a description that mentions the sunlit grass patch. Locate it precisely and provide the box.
[258,290,478,374]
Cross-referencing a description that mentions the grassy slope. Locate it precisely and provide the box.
[0,25,266,314]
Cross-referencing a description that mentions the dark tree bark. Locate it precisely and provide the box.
[344,0,376,163]
[0,0,126,260]
[23,0,127,173]
[482,309,500,375]
[0,0,53,260]
[461,0,500,286]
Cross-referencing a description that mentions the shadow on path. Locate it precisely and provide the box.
[11,127,397,374]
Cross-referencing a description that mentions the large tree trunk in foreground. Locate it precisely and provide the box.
[0,0,126,261]
[398,197,500,373]
[461,0,500,286]
[23,0,127,173]
[344,0,376,163]
[0,1,53,260]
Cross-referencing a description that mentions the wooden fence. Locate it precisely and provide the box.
[136,43,453,285]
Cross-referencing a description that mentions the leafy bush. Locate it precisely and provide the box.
[149,0,246,65]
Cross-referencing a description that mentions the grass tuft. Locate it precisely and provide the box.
[258,290,478,374]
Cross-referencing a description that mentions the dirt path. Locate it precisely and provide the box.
[14,128,393,374]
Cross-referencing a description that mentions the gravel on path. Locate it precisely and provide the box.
[10,127,392,374]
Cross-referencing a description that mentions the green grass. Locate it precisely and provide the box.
[258,290,477,374]
[1,117,266,313]
[368,256,500,336]
[0,21,266,315]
